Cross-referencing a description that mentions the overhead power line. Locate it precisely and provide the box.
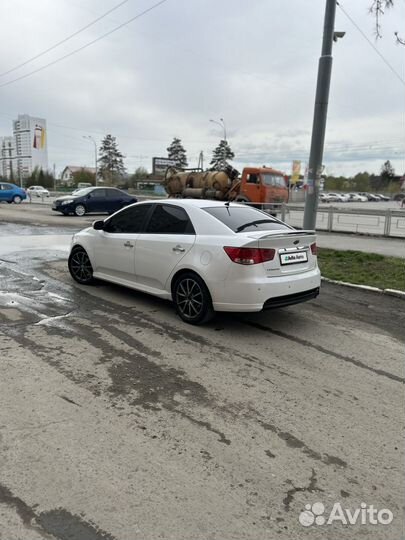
[337,1,405,87]
[0,0,130,79]
[0,0,169,89]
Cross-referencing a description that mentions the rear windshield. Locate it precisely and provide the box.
[203,206,291,233]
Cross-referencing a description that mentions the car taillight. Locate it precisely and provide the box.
[310,242,317,255]
[223,246,275,265]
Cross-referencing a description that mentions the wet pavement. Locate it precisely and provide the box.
[0,225,404,540]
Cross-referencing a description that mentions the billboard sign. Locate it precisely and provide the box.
[291,160,301,184]
[152,157,177,176]
[30,117,48,171]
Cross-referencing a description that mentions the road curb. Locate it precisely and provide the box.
[321,277,405,299]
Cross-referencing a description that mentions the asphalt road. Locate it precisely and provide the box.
[0,224,403,540]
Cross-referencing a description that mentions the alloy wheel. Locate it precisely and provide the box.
[175,278,204,319]
[69,249,94,284]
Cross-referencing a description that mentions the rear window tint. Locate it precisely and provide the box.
[203,206,291,233]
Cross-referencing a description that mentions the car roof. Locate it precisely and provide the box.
[88,186,117,190]
[140,198,247,209]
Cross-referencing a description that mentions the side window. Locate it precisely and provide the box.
[105,204,151,233]
[106,189,120,198]
[145,204,195,234]
[278,176,286,187]
[247,173,259,184]
[2,184,12,190]
[89,189,106,198]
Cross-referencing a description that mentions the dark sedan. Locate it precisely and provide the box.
[52,187,137,216]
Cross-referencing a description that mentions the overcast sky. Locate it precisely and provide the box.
[0,0,404,177]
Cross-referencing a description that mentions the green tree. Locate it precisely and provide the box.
[324,175,353,191]
[380,160,395,187]
[28,166,54,188]
[352,171,371,191]
[167,137,188,168]
[98,134,126,184]
[128,166,149,188]
[72,168,96,186]
[210,139,235,169]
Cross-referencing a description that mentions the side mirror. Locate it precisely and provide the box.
[93,220,105,230]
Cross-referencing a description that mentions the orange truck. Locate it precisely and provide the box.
[163,165,289,206]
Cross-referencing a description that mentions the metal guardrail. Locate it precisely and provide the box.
[243,202,405,238]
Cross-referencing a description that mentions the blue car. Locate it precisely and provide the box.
[0,182,27,204]
[52,186,138,216]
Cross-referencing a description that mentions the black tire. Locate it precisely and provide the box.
[13,195,22,204]
[172,272,214,325]
[68,247,95,285]
[74,204,86,216]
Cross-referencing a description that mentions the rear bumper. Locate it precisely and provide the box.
[263,287,319,309]
[211,267,321,312]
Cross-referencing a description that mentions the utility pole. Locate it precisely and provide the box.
[303,0,338,230]
[53,163,56,191]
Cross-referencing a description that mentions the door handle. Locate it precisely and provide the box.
[172,245,185,253]
[124,241,134,248]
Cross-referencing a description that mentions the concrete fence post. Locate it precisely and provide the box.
[327,208,334,232]
[384,211,391,237]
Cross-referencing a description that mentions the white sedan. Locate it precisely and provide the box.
[348,193,368,202]
[68,200,321,324]
[26,185,50,197]
[327,192,350,202]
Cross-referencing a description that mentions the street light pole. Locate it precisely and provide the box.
[303,0,337,230]
[83,135,98,186]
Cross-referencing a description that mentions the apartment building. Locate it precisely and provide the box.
[0,114,48,180]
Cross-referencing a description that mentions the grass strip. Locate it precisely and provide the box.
[317,248,405,291]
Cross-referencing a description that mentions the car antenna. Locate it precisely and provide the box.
[224,200,231,215]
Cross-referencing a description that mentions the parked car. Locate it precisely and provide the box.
[319,192,334,203]
[358,192,379,202]
[393,193,405,202]
[26,185,50,197]
[68,200,321,324]
[377,194,390,201]
[0,182,27,204]
[347,193,368,202]
[329,193,350,202]
[327,192,350,202]
[52,187,137,216]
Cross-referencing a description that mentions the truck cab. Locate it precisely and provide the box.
[239,167,288,204]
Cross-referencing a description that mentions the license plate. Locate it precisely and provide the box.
[280,251,308,265]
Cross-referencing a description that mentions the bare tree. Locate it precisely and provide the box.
[369,0,404,44]
[394,31,405,45]
[369,0,393,38]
